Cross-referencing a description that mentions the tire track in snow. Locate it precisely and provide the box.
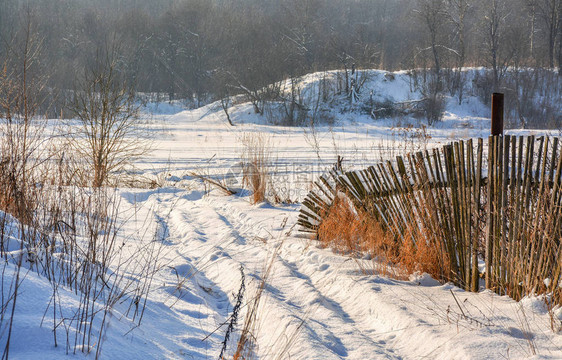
[165,195,404,360]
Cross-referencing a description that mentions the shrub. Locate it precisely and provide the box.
[398,222,450,279]
[365,98,397,119]
[422,92,446,125]
[69,44,147,188]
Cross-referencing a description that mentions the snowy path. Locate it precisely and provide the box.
[147,191,401,359]
[126,188,562,359]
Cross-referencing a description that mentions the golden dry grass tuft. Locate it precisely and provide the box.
[240,133,271,204]
[318,195,395,259]
[398,224,449,280]
[318,192,449,281]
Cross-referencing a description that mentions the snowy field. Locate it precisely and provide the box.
[3,70,562,359]
[138,70,557,200]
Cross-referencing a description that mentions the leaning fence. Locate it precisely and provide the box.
[299,135,562,302]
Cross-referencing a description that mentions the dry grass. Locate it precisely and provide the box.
[230,243,277,360]
[398,223,450,280]
[318,195,394,257]
[318,194,403,278]
[240,133,271,204]
[0,158,18,216]
[228,224,305,360]
[318,192,449,281]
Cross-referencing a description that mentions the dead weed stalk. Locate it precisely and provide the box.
[240,133,272,204]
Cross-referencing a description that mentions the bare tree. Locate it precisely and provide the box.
[416,0,448,81]
[524,0,539,61]
[70,43,146,188]
[213,69,235,126]
[481,0,512,92]
[559,2,562,72]
[448,0,471,103]
[1,0,560,115]
[532,0,561,68]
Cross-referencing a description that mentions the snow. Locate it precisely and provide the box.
[3,69,562,359]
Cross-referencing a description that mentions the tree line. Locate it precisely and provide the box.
[0,0,560,121]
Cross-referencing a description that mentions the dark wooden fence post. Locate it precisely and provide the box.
[491,93,504,136]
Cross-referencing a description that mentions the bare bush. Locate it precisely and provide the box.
[422,92,446,125]
[418,75,446,125]
[69,43,147,188]
[1,154,166,358]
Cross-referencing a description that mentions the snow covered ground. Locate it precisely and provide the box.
[3,70,562,359]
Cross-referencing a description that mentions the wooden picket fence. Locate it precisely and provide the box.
[299,135,562,301]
